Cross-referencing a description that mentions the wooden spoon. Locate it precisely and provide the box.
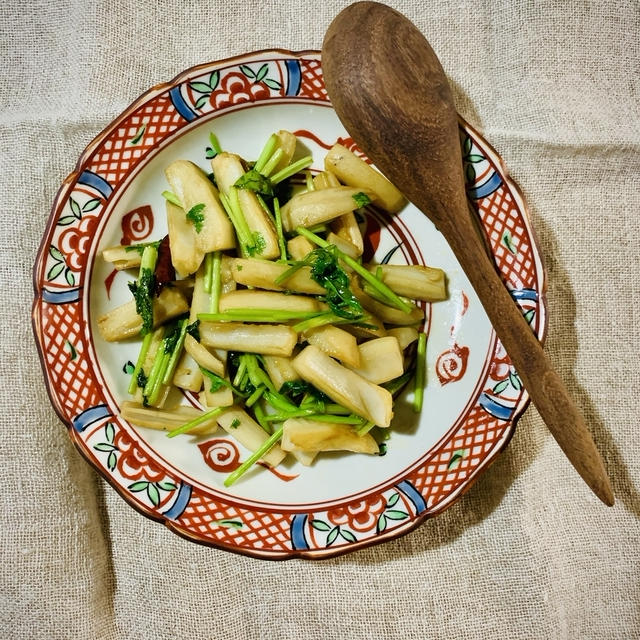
[322,1,613,505]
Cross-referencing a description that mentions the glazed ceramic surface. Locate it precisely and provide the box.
[32,50,546,559]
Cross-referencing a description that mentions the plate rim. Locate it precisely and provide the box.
[32,48,546,560]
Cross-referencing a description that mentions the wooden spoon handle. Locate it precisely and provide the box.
[322,1,613,505]
[452,229,614,505]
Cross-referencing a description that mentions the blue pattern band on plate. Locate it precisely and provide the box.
[511,288,539,302]
[284,60,302,96]
[396,480,427,514]
[169,86,198,122]
[78,170,113,199]
[162,482,192,520]
[478,392,516,420]
[467,171,503,199]
[42,287,81,304]
[290,513,309,550]
[73,404,111,432]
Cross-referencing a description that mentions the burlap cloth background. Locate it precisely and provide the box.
[2,0,639,638]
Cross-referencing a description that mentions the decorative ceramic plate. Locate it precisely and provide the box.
[32,50,545,559]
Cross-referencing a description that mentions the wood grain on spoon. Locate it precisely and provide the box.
[322,1,614,505]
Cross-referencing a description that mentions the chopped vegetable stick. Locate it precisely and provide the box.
[229,258,324,294]
[287,235,315,261]
[313,170,341,190]
[324,143,406,213]
[304,325,360,368]
[219,290,322,313]
[272,129,297,174]
[165,160,235,259]
[342,313,388,339]
[351,277,424,326]
[262,355,299,391]
[386,326,419,351]
[281,186,376,232]
[330,211,364,255]
[281,418,378,454]
[290,450,317,467]
[203,378,234,409]
[211,152,279,259]
[97,287,189,342]
[366,264,447,301]
[292,345,393,427]
[200,322,297,356]
[166,201,205,276]
[347,336,404,384]
[101,245,143,270]
[217,408,286,467]
[172,351,204,392]
[325,232,361,259]
[253,133,278,174]
[120,401,219,435]
[184,334,225,376]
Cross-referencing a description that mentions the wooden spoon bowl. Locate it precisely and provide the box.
[322,1,613,505]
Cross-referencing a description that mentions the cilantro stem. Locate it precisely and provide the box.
[260,148,284,177]
[296,227,413,314]
[263,409,315,422]
[209,131,222,155]
[273,197,287,262]
[253,403,272,434]
[304,414,365,424]
[263,390,298,413]
[127,331,154,395]
[253,134,278,174]
[198,309,323,323]
[273,262,304,286]
[413,332,427,412]
[203,252,214,293]
[219,190,253,258]
[161,318,188,385]
[143,338,168,400]
[356,420,376,436]
[255,193,276,226]
[223,426,284,487]
[245,385,266,408]
[292,311,349,333]
[161,190,182,207]
[232,358,247,388]
[147,350,171,405]
[209,251,222,314]
[271,155,313,185]
[167,407,225,438]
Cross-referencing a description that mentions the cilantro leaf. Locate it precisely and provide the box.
[247,231,266,257]
[307,247,364,320]
[234,169,274,197]
[186,319,200,342]
[352,191,371,208]
[128,267,155,336]
[186,203,206,233]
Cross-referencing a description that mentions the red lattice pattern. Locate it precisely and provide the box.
[176,489,292,551]
[478,187,536,290]
[299,59,328,101]
[86,96,185,187]
[409,401,511,509]
[41,302,101,417]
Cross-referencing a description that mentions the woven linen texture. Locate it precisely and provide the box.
[2,0,639,638]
